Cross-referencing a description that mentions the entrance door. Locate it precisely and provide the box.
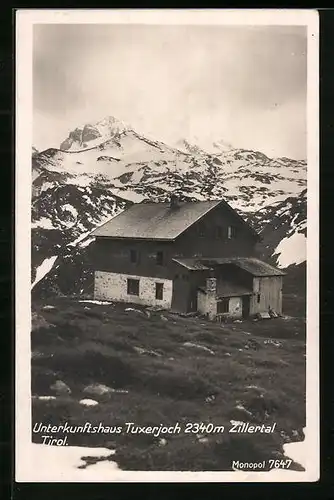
[189,289,198,312]
[242,296,250,318]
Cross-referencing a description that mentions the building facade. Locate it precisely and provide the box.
[90,198,284,319]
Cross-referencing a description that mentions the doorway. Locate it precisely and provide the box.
[242,296,250,318]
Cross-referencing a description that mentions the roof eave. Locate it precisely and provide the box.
[92,234,176,242]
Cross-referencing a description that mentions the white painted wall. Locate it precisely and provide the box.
[196,290,243,319]
[94,271,173,308]
[228,297,242,317]
[197,290,207,315]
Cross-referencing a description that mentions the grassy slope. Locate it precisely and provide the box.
[31,297,306,471]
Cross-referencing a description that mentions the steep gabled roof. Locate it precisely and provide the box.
[91,200,259,241]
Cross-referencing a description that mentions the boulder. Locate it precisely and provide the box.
[79,399,99,407]
[83,383,113,397]
[50,380,71,395]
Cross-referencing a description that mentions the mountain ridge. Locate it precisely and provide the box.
[31,114,307,296]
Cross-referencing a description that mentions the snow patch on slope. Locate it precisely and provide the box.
[23,444,118,481]
[273,232,306,268]
[31,256,58,289]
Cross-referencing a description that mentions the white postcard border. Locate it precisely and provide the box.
[15,8,319,482]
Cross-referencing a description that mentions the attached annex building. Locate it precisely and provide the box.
[90,197,285,319]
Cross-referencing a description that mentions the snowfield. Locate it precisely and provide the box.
[22,434,307,480]
[274,232,307,268]
[31,256,58,290]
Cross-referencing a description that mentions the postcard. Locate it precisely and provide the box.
[15,8,319,482]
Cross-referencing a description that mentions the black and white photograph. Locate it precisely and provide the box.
[16,9,319,482]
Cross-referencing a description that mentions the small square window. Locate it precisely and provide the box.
[215,226,224,239]
[217,298,229,314]
[156,251,163,265]
[127,278,139,296]
[228,226,237,239]
[257,293,261,303]
[155,282,164,300]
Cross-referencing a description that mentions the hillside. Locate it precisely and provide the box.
[31,297,306,471]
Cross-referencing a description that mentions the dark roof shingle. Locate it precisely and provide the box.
[91,201,222,240]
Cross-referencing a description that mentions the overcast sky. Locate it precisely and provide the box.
[33,24,307,159]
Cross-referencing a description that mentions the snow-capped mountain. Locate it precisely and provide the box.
[60,116,130,151]
[31,114,307,296]
[33,133,306,213]
[174,137,234,156]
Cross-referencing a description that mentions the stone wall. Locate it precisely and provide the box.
[94,271,173,308]
[197,290,243,319]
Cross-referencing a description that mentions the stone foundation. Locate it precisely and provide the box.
[94,271,173,308]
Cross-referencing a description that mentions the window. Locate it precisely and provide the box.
[227,225,237,239]
[156,251,163,265]
[155,283,164,300]
[217,298,229,314]
[257,293,261,303]
[130,249,139,263]
[215,226,224,239]
[127,278,139,296]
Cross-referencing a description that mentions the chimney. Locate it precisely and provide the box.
[206,277,217,295]
[170,194,179,209]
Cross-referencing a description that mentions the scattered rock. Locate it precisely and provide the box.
[83,383,113,396]
[205,395,216,403]
[42,305,56,311]
[224,352,231,357]
[198,437,209,444]
[234,404,253,418]
[245,385,266,393]
[125,307,145,315]
[183,342,215,355]
[31,351,48,360]
[256,312,271,320]
[144,310,151,318]
[246,339,261,350]
[230,420,245,427]
[50,380,71,395]
[263,339,282,347]
[160,315,168,321]
[79,300,112,305]
[36,395,57,401]
[158,438,167,447]
[79,399,99,407]
[147,306,164,312]
[233,320,243,323]
[134,346,161,357]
